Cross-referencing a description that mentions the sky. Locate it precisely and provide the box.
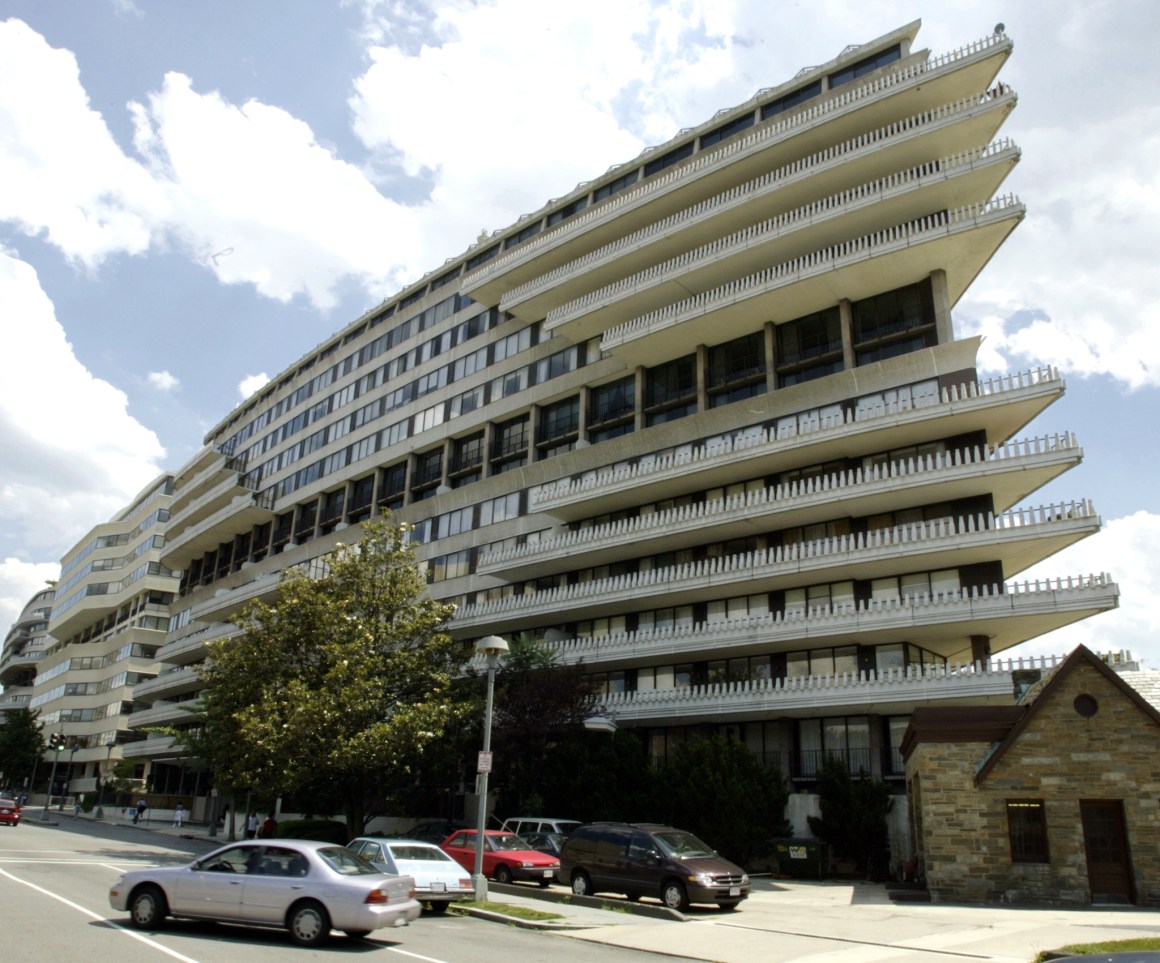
[2,0,1159,667]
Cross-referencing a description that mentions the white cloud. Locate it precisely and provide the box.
[238,372,270,398]
[1008,512,1160,669]
[0,252,167,559]
[0,19,166,266]
[147,370,180,392]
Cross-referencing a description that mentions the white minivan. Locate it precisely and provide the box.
[500,817,582,838]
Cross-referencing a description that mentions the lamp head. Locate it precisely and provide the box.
[475,635,510,658]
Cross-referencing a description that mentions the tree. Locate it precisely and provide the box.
[0,707,42,790]
[806,755,894,878]
[198,517,470,838]
[490,638,599,813]
[658,734,791,868]
[538,730,658,822]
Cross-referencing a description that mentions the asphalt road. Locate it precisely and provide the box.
[0,817,680,963]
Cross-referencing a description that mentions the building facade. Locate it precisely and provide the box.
[1,22,1119,841]
[904,647,1160,905]
[17,475,179,800]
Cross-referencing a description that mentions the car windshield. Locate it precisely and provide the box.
[319,847,381,875]
[653,831,715,858]
[390,844,453,862]
[488,833,531,851]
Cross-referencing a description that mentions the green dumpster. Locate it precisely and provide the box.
[769,838,827,879]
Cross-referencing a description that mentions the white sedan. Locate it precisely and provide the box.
[109,839,421,946]
[348,837,474,913]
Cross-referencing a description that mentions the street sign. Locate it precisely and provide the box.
[477,750,493,773]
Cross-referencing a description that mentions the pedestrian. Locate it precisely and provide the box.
[173,802,184,828]
[260,813,278,838]
[134,798,147,824]
[219,802,229,827]
[73,797,82,818]
[246,812,259,839]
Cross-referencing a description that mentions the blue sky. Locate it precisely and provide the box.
[2,0,1159,665]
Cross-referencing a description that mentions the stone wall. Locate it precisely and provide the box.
[908,659,1160,905]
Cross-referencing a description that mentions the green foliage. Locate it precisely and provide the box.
[198,517,471,837]
[658,735,791,867]
[275,818,349,843]
[537,730,658,822]
[806,755,894,877]
[490,638,599,813]
[0,707,42,787]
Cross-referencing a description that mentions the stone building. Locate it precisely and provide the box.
[903,645,1160,905]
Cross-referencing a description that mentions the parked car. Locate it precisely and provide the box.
[560,822,750,911]
[397,820,467,844]
[347,837,473,913]
[521,831,566,858]
[441,829,560,886]
[499,817,581,838]
[108,839,421,946]
[0,795,20,827]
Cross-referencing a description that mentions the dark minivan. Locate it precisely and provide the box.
[560,822,749,911]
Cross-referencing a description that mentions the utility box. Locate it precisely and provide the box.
[770,838,827,879]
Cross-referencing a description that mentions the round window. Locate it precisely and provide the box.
[1073,693,1098,718]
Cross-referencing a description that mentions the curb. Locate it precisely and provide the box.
[449,905,595,930]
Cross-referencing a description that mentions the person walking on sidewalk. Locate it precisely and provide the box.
[173,803,184,828]
[246,812,259,839]
[133,799,147,824]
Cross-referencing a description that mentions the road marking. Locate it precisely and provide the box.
[387,947,453,963]
[0,866,202,963]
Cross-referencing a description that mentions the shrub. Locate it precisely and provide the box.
[276,818,348,843]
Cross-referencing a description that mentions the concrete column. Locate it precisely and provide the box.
[970,634,991,665]
[696,344,709,412]
[930,269,953,344]
[764,321,778,393]
[839,299,855,371]
[634,366,647,431]
[576,385,591,448]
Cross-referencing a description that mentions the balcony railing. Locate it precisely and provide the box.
[489,433,1077,572]
[458,502,1098,627]
[465,28,1012,292]
[602,194,1025,350]
[531,366,1062,513]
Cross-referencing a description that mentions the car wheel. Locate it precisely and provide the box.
[661,879,689,912]
[424,901,449,915]
[571,871,591,897]
[287,899,331,947]
[494,864,513,885]
[129,884,168,930]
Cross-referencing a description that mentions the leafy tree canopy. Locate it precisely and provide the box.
[806,755,894,878]
[199,517,470,837]
[0,707,42,790]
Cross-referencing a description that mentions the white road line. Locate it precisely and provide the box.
[387,947,454,963]
[0,866,202,963]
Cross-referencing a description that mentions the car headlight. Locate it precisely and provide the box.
[689,873,716,886]
[520,861,534,868]
[741,874,750,885]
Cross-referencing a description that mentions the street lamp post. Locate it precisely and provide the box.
[472,635,508,903]
[95,739,116,819]
[40,733,65,822]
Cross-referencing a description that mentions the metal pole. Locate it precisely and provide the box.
[95,741,115,819]
[470,635,508,904]
[40,753,60,821]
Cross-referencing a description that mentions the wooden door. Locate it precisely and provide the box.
[1080,800,1133,903]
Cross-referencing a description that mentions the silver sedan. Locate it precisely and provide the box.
[109,839,421,946]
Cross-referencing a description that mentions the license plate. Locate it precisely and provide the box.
[430,882,446,892]
[729,886,740,896]
[543,870,553,877]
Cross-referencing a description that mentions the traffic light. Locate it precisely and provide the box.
[49,732,66,752]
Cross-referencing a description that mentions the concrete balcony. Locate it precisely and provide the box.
[515,574,1116,671]
[486,433,1079,579]
[121,733,177,759]
[464,31,1012,304]
[531,366,1064,520]
[155,620,240,667]
[161,490,276,572]
[168,449,252,519]
[537,137,1019,337]
[132,666,202,704]
[0,688,32,712]
[453,501,1101,634]
[127,700,202,730]
[596,649,1089,725]
[600,194,1024,367]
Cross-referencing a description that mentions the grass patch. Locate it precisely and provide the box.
[1034,937,1160,961]
[457,900,564,922]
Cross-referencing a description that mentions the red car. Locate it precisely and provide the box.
[0,796,21,827]
[441,829,559,886]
